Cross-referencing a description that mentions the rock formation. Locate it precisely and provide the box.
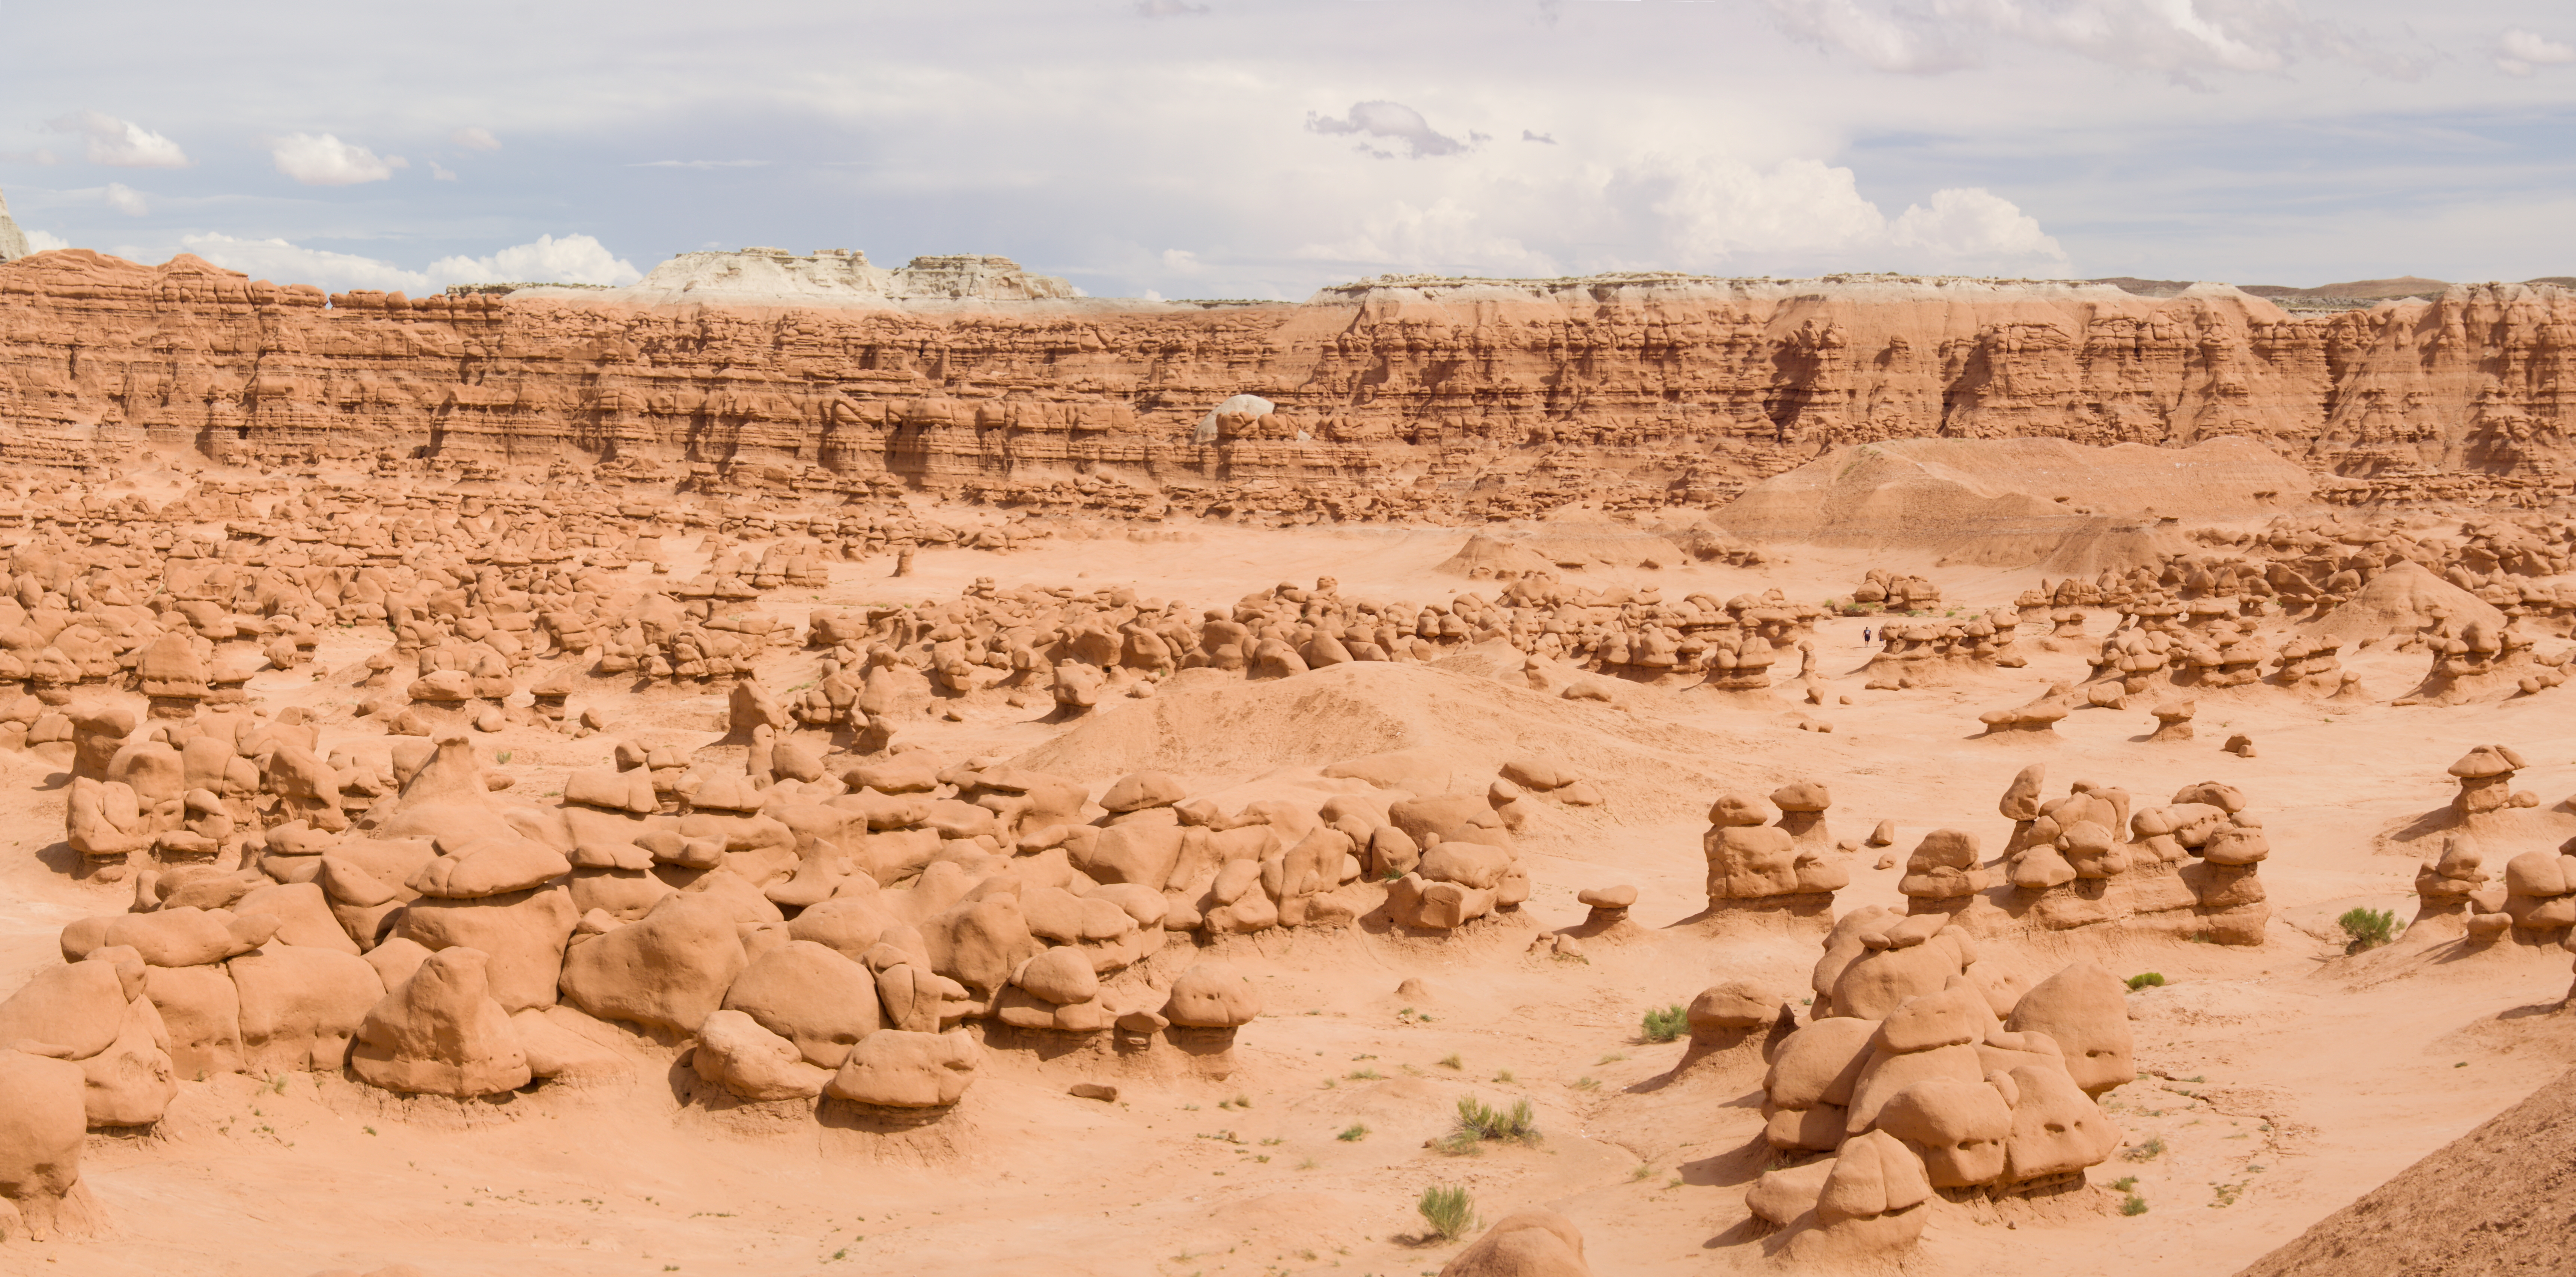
[9,254,2576,506]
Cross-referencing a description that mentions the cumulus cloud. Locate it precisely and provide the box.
[1886,187,2067,274]
[178,232,641,294]
[1763,0,2417,84]
[431,161,459,181]
[181,233,434,292]
[426,233,642,286]
[1638,155,2068,276]
[25,229,70,253]
[44,111,191,167]
[103,183,147,217]
[1161,248,1206,275]
[451,126,502,151]
[270,134,402,185]
[1294,199,1560,276]
[2496,29,2576,76]
[1305,101,1469,159]
[1523,130,1557,144]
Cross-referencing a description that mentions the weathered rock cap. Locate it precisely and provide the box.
[2450,745,2526,778]
[1707,794,1769,827]
[1575,884,1637,910]
[1770,781,1831,813]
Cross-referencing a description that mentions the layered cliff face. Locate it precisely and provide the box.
[2,250,2572,510]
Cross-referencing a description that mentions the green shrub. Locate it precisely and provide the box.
[1418,1185,1475,1240]
[1640,1005,1689,1043]
[1439,1097,1539,1154]
[2121,1194,2149,1216]
[1337,1124,1369,1142]
[2338,907,2400,950]
[2126,972,2166,991]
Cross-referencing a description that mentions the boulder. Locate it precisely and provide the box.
[349,948,530,1097]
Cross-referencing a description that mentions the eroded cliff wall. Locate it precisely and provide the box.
[3,250,2571,513]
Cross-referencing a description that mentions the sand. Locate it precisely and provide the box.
[2,502,2573,1277]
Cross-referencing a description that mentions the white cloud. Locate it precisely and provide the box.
[270,133,397,186]
[1886,187,2068,275]
[181,233,433,292]
[1161,248,1206,275]
[44,111,191,167]
[1305,101,1469,159]
[103,183,147,217]
[451,126,502,151]
[1644,157,1895,264]
[1295,198,1560,277]
[1640,156,2069,277]
[1762,0,2415,83]
[1763,0,1972,73]
[177,232,641,293]
[1136,0,1208,14]
[431,161,459,181]
[1523,130,1557,144]
[25,229,70,253]
[425,233,642,286]
[2496,29,2576,76]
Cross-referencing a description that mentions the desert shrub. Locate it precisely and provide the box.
[2126,972,2165,991]
[1640,1005,1689,1042]
[1438,1097,1539,1154]
[1418,1185,1475,1240]
[2339,907,2400,950]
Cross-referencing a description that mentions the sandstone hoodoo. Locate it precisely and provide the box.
[0,245,2562,1277]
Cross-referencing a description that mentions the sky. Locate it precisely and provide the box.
[3,0,2575,300]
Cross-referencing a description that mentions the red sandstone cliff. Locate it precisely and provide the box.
[2,250,2571,509]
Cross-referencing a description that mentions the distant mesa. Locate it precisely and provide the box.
[2238,276,2453,304]
[521,246,1089,309]
[0,188,30,264]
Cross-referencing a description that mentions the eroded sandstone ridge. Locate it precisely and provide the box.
[3,250,2574,510]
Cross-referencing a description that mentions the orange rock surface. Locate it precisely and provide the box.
[6,251,2576,511]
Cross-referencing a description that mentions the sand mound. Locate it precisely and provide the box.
[1434,533,1557,576]
[2304,561,2505,645]
[1008,660,1755,816]
[1711,436,2309,566]
[2237,1062,2576,1277]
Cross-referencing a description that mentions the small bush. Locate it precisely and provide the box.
[1436,1054,1462,1070]
[2339,907,2400,950]
[1337,1124,1369,1142]
[2126,972,2166,991]
[1418,1185,1475,1241]
[2110,1176,2138,1192]
[1640,1005,1689,1043]
[1442,1097,1539,1152]
[2121,1194,2149,1216]
[2123,1136,2165,1162]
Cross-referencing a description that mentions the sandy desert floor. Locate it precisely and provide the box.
[3,510,2571,1277]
